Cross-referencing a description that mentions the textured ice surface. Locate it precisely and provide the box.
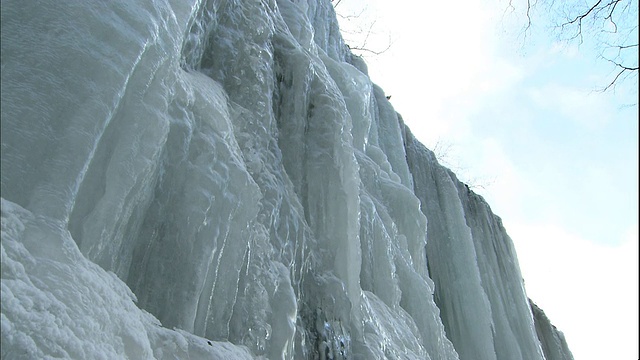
[1,0,570,359]
[404,123,548,360]
[0,199,254,360]
[530,300,575,360]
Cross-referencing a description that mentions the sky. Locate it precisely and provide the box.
[335,0,639,359]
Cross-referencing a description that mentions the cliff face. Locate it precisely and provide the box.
[0,0,571,359]
[404,124,555,360]
[530,300,575,360]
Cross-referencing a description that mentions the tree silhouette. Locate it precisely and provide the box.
[510,0,638,91]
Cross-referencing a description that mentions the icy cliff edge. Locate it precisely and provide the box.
[530,300,575,360]
[1,0,570,359]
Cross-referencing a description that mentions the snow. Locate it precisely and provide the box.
[1,0,571,359]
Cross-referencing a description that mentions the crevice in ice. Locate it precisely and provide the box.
[179,0,219,71]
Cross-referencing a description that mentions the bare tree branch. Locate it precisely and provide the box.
[513,0,638,91]
[333,2,394,57]
[601,68,628,91]
[604,57,639,71]
[561,0,604,43]
[336,8,366,21]
[599,56,638,91]
[604,0,622,33]
[525,0,532,32]
[348,37,393,56]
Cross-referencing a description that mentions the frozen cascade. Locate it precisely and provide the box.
[0,0,572,359]
[404,124,552,360]
[530,300,574,360]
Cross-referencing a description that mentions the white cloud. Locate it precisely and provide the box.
[548,42,580,58]
[340,0,521,148]
[527,84,615,130]
[509,221,639,360]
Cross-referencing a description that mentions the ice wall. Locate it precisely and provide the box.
[1,0,570,359]
[530,300,575,360]
[404,123,547,360]
[1,199,255,360]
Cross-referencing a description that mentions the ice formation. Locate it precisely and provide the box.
[0,0,573,359]
[530,300,574,360]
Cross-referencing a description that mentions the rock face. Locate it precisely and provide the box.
[0,0,572,359]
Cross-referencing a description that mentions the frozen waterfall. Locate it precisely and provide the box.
[1,0,572,359]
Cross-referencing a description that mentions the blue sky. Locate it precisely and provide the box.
[335,0,638,358]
